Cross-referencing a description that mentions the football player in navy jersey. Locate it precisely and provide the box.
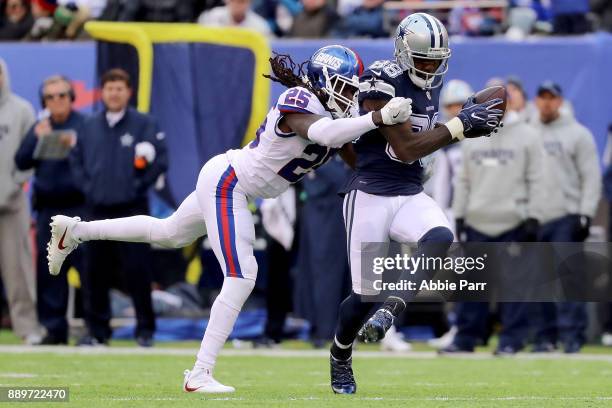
[329,13,505,394]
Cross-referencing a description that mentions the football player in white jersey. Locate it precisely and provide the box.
[46,45,413,393]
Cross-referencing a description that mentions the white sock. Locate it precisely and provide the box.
[195,277,255,372]
[73,216,156,243]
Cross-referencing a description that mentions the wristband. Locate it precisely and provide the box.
[445,117,465,141]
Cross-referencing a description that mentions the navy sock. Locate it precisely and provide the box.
[331,292,377,360]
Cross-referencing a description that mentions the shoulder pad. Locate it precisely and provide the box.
[359,61,403,102]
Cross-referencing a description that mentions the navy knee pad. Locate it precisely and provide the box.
[418,226,454,255]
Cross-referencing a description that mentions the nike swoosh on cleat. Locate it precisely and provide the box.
[184,383,201,392]
[58,228,68,250]
[393,112,400,119]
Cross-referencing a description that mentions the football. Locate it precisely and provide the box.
[473,85,507,113]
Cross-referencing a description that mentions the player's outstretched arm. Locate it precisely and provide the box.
[282,97,412,148]
[364,96,504,163]
[362,98,454,163]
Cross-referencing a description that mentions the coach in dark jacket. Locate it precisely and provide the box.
[15,75,85,345]
[71,68,168,347]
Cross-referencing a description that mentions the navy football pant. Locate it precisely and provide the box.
[452,224,530,350]
[533,215,587,346]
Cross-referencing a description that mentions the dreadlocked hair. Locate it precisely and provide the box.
[263,52,329,106]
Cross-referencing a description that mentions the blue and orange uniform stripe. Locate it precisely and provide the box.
[215,166,243,278]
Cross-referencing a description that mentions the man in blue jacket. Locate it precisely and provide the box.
[15,75,85,345]
[70,68,168,347]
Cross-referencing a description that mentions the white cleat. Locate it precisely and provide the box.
[380,325,412,352]
[183,369,235,394]
[47,215,81,276]
[428,326,458,349]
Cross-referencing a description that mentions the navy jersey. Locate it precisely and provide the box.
[341,59,440,196]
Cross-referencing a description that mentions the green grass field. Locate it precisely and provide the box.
[1,337,612,408]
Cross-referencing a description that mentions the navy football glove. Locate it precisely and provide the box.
[456,97,504,138]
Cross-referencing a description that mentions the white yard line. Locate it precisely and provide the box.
[101,396,612,402]
[1,345,612,361]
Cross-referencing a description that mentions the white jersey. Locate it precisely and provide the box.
[226,86,335,198]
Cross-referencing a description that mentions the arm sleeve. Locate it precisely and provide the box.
[306,113,377,148]
[451,144,470,218]
[14,126,38,171]
[138,118,168,192]
[575,128,602,216]
[526,133,545,221]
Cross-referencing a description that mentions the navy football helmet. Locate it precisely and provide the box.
[306,45,364,118]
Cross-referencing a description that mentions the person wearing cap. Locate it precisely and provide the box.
[530,81,601,353]
[441,78,546,355]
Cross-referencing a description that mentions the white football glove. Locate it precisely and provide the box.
[380,97,413,125]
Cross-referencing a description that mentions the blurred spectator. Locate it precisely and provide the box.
[0,0,33,40]
[506,0,553,38]
[257,187,296,346]
[26,0,95,40]
[71,68,168,347]
[194,0,224,15]
[448,6,503,36]
[429,79,474,227]
[59,0,106,19]
[443,82,545,355]
[288,0,337,38]
[198,0,272,36]
[336,0,361,17]
[295,158,350,346]
[531,81,601,353]
[426,79,473,350]
[551,0,591,34]
[27,0,57,40]
[101,0,195,22]
[253,0,301,36]
[591,0,612,31]
[15,75,86,345]
[331,0,385,38]
[0,59,43,344]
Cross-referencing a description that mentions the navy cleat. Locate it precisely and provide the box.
[358,309,394,343]
[330,355,356,394]
[358,296,406,343]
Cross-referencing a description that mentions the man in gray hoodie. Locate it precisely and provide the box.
[0,58,42,344]
[531,81,601,353]
[441,86,546,355]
